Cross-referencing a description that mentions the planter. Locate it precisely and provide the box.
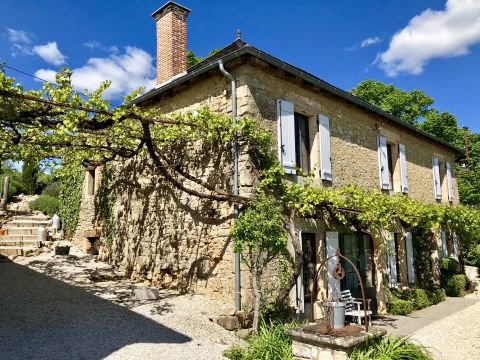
[55,245,70,256]
[322,301,346,329]
[0,229,6,235]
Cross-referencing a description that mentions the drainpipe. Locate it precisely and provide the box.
[218,59,241,312]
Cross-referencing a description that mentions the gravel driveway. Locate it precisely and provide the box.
[0,248,243,360]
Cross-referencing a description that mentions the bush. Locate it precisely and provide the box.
[407,288,432,310]
[465,244,480,267]
[439,257,461,275]
[387,297,414,315]
[350,336,432,360]
[41,182,60,197]
[441,274,466,297]
[425,288,446,304]
[223,320,294,360]
[29,195,58,216]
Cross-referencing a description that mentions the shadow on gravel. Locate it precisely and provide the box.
[0,259,191,360]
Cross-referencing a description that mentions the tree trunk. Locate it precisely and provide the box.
[276,211,302,306]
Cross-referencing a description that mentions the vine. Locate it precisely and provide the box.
[97,164,115,247]
[58,168,84,239]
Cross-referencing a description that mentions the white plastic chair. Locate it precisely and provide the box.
[340,289,372,325]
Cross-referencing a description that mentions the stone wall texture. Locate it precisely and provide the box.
[74,59,460,308]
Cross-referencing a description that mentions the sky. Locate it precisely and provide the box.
[1,0,479,132]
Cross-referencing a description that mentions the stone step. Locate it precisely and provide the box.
[0,246,36,256]
[6,220,51,228]
[5,227,40,235]
[0,239,41,247]
[13,215,49,222]
[0,234,38,241]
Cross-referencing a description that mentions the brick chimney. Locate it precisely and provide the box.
[151,1,191,85]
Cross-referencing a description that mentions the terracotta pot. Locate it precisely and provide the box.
[0,229,6,235]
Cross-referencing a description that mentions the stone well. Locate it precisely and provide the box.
[286,322,386,360]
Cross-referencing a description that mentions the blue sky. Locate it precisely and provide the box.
[1,0,479,132]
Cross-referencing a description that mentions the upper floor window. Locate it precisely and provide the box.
[378,136,408,193]
[295,112,311,174]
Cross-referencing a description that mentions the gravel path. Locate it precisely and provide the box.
[0,247,243,360]
[411,300,480,360]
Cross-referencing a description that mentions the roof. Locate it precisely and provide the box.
[136,40,462,154]
[151,1,191,17]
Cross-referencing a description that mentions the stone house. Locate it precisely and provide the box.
[73,1,462,316]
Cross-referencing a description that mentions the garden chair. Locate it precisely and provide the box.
[340,290,372,325]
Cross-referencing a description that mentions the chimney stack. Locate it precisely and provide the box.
[151,1,191,85]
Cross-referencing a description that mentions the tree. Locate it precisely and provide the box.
[21,155,39,195]
[186,48,221,68]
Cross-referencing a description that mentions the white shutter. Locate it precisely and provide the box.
[440,230,447,258]
[387,233,397,287]
[432,157,442,200]
[452,232,459,260]
[318,115,332,181]
[277,100,296,174]
[405,232,415,285]
[399,144,409,193]
[377,136,390,190]
[296,230,304,313]
[446,162,453,202]
[326,231,339,299]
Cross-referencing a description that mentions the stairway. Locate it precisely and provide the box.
[0,215,50,256]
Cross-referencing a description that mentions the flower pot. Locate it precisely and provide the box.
[322,301,346,329]
[0,229,6,235]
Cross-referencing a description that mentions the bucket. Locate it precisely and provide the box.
[322,301,346,329]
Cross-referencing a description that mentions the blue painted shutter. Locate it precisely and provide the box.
[326,231,339,299]
[399,143,409,193]
[377,136,390,190]
[387,233,397,287]
[405,232,415,285]
[440,230,448,257]
[318,115,332,181]
[446,162,453,202]
[277,100,296,174]
[432,157,442,200]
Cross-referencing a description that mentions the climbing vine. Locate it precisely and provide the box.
[97,164,115,246]
[58,167,84,239]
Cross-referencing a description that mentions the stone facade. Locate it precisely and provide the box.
[73,57,460,311]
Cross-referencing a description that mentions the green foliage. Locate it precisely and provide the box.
[98,165,115,246]
[0,171,24,200]
[439,257,461,275]
[425,288,446,305]
[41,182,60,197]
[58,168,84,239]
[387,297,414,315]
[28,195,58,216]
[186,48,221,68]
[21,155,39,195]
[223,320,294,360]
[441,274,466,297]
[421,110,461,146]
[350,80,434,125]
[406,288,432,310]
[350,336,432,360]
[465,244,480,267]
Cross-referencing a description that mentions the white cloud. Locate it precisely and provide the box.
[378,0,480,76]
[83,41,118,54]
[360,37,381,48]
[5,28,31,43]
[35,46,155,99]
[346,36,382,51]
[32,42,67,66]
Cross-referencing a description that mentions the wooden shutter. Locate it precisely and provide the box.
[440,230,447,257]
[432,157,442,200]
[296,230,304,313]
[387,233,397,287]
[399,143,409,193]
[452,232,459,260]
[318,115,332,181]
[446,162,453,202]
[277,100,296,174]
[405,232,415,285]
[326,231,339,298]
[377,136,390,190]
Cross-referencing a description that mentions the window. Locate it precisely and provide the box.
[294,112,311,174]
[86,169,96,196]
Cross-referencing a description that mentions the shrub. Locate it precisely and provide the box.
[29,195,58,216]
[425,288,446,304]
[439,257,461,275]
[223,320,294,360]
[407,288,432,310]
[441,274,466,297]
[387,297,414,315]
[41,182,60,198]
[465,245,480,267]
[350,336,432,360]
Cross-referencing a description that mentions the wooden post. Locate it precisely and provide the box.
[2,176,9,211]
